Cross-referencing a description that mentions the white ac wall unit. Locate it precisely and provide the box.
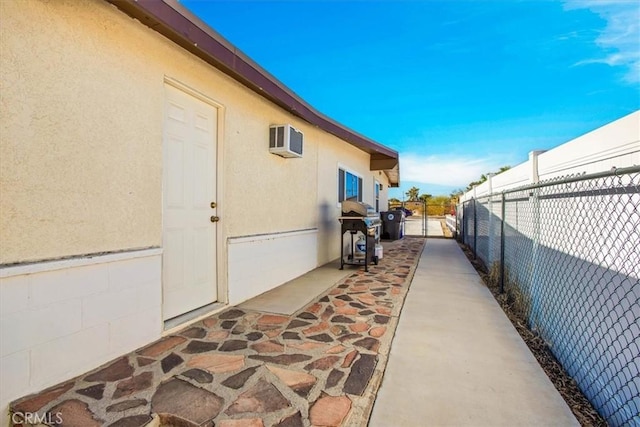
[269,124,303,158]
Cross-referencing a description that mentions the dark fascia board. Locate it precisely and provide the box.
[106,0,399,184]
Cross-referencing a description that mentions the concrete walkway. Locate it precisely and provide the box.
[404,217,444,237]
[239,260,351,315]
[426,219,444,237]
[369,239,579,426]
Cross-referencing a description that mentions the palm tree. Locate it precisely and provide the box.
[405,186,420,201]
[419,193,432,203]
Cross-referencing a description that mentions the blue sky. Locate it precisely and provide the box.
[182,0,640,198]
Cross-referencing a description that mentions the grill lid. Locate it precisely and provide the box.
[341,200,376,217]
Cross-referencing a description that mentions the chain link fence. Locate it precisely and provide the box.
[457,166,640,427]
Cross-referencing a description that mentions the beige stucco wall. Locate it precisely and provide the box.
[0,0,389,265]
[0,0,165,264]
[316,136,391,265]
[222,101,319,239]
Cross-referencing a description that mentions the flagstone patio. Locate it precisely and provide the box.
[10,238,425,427]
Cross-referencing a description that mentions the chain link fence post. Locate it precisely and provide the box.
[423,200,427,238]
[499,192,506,294]
[473,198,477,259]
[455,203,459,240]
[459,201,464,244]
[530,185,543,330]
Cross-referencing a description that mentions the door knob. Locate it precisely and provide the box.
[210,216,220,223]
[211,202,217,209]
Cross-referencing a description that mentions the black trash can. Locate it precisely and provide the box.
[380,210,405,240]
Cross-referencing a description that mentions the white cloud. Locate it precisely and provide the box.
[565,0,640,83]
[401,153,512,188]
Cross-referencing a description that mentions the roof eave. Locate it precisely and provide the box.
[106,0,399,173]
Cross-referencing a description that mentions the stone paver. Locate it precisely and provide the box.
[224,379,290,415]
[267,366,316,395]
[49,399,103,427]
[151,378,225,423]
[12,382,74,413]
[309,394,352,427]
[218,419,265,427]
[84,357,134,383]
[188,353,245,373]
[10,238,425,427]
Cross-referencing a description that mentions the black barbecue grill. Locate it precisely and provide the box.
[339,201,382,272]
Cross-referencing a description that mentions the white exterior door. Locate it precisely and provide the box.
[162,83,218,321]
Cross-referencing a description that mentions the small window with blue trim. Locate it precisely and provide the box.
[338,168,362,202]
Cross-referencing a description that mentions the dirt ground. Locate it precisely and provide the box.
[438,218,453,238]
[458,244,608,427]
